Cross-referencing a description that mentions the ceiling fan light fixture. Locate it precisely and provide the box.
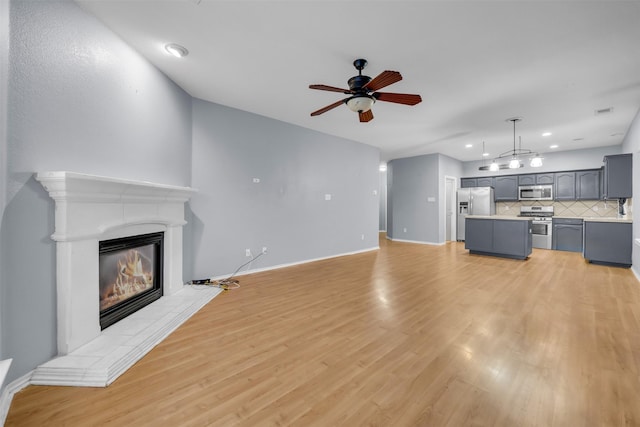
[346,95,375,113]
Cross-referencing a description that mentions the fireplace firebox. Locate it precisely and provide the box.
[99,232,164,329]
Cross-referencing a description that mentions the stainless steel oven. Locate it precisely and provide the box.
[531,219,552,249]
[519,206,554,249]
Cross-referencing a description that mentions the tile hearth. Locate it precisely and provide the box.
[31,285,221,387]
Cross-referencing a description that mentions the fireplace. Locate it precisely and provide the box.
[99,232,164,329]
[35,171,196,355]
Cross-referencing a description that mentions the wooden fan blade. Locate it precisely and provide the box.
[310,99,346,116]
[359,110,374,122]
[309,84,353,94]
[373,92,422,105]
[364,70,402,91]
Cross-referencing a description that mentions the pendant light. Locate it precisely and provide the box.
[478,117,543,171]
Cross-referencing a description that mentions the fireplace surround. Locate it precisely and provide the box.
[36,171,196,355]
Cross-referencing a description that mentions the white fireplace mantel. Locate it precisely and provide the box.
[36,171,197,355]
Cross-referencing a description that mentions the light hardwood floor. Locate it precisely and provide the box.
[6,235,640,426]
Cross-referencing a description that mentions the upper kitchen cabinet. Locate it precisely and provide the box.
[519,173,554,186]
[461,178,477,188]
[494,176,518,201]
[576,169,601,200]
[477,177,494,188]
[603,154,632,199]
[518,174,536,186]
[555,172,576,200]
[536,173,555,185]
[461,177,494,188]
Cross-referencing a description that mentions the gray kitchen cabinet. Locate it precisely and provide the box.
[555,172,576,200]
[576,170,601,200]
[477,177,494,188]
[583,221,631,267]
[552,218,583,252]
[464,218,494,253]
[465,218,532,260]
[494,176,518,201]
[461,178,477,188]
[603,154,632,199]
[536,173,555,185]
[518,174,536,186]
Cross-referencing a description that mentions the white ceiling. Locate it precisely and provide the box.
[75,0,640,163]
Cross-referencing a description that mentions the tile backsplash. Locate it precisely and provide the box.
[497,199,632,218]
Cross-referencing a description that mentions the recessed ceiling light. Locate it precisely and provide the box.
[482,152,489,157]
[542,132,552,137]
[550,144,559,149]
[465,144,473,148]
[164,43,189,58]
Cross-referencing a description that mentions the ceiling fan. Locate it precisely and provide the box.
[309,59,422,122]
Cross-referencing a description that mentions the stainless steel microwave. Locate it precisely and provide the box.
[518,185,553,201]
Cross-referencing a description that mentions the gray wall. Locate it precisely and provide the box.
[622,107,640,278]
[190,99,380,279]
[0,0,9,362]
[1,0,192,385]
[438,154,464,242]
[462,145,622,177]
[388,154,446,244]
[379,169,387,231]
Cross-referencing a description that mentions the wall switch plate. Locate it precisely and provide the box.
[403,227,407,233]
[427,197,436,202]
[325,194,332,201]
[252,178,260,183]
[262,246,268,254]
[245,249,251,257]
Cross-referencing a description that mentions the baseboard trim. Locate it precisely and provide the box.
[386,237,445,246]
[0,371,32,426]
[209,246,380,281]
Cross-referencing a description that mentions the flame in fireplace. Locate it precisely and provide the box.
[100,249,154,311]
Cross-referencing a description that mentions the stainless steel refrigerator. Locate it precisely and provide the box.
[457,187,495,241]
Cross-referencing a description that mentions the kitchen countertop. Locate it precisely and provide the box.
[466,215,531,221]
[469,214,633,223]
[553,215,632,223]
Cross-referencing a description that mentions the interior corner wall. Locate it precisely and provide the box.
[379,169,387,231]
[1,0,192,386]
[0,0,9,362]
[387,154,441,244]
[438,154,464,242]
[189,99,380,279]
[622,107,640,279]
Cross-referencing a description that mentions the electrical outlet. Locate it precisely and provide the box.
[262,246,268,254]
[245,249,251,257]
[361,234,365,240]
[403,227,407,233]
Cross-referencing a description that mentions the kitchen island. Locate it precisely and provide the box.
[583,217,632,267]
[465,215,533,260]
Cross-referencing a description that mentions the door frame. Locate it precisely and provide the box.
[444,175,458,242]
